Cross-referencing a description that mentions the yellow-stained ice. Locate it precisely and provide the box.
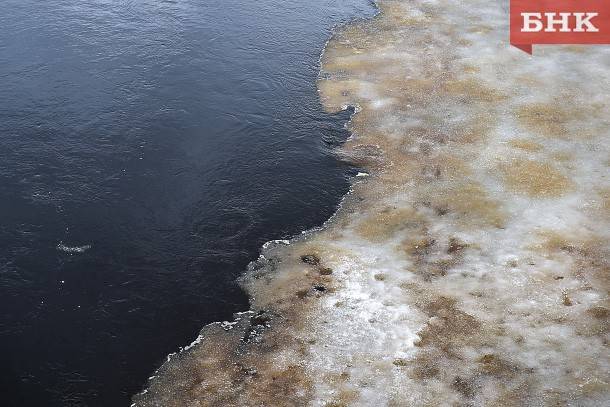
[133,1,609,406]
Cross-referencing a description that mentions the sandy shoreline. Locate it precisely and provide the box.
[133,1,609,405]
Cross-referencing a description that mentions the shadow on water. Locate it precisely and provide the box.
[0,0,374,405]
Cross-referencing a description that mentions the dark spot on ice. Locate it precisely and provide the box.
[244,368,257,376]
[447,237,467,254]
[435,205,450,216]
[562,292,573,306]
[452,376,475,398]
[319,267,333,275]
[313,284,327,292]
[393,358,409,367]
[588,306,609,319]
[250,310,272,326]
[300,254,320,265]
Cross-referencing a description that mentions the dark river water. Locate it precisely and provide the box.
[0,0,374,405]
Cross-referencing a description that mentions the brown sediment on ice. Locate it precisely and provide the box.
[133,1,609,406]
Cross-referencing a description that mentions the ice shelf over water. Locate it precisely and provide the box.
[133,1,609,405]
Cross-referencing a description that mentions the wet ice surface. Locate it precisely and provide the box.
[135,1,609,405]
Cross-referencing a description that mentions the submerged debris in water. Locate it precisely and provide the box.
[132,1,610,406]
